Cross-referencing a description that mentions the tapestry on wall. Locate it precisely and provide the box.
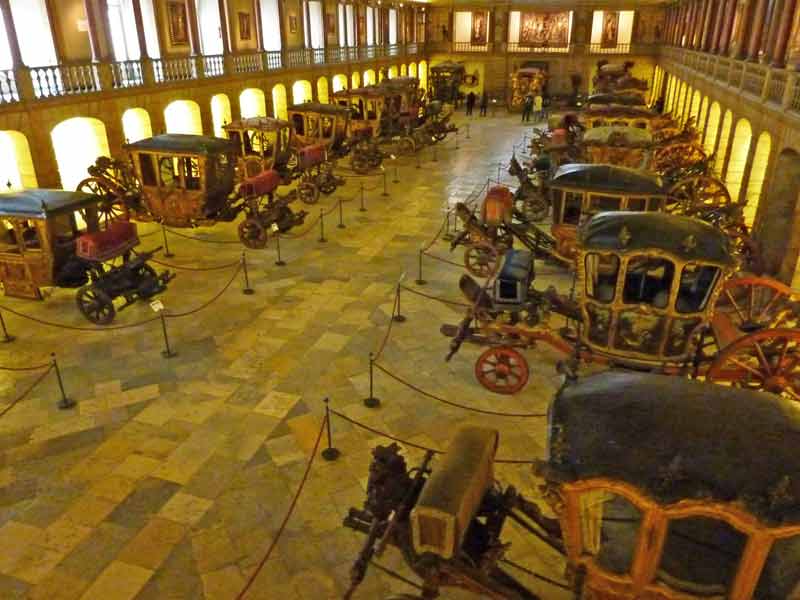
[519,12,570,47]
[239,13,251,41]
[471,11,488,45]
[601,11,620,48]
[167,1,190,46]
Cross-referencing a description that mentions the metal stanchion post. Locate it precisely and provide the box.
[364,352,380,408]
[318,208,327,243]
[337,198,345,229]
[161,223,174,258]
[442,210,453,242]
[359,182,366,212]
[432,145,438,163]
[321,398,341,461]
[415,249,427,286]
[392,284,406,323]
[0,310,14,343]
[275,232,286,266]
[382,171,389,197]
[466,123,471,139]
[52,353,75,410]
[455,130,460,149]
[160,312,177,358]
[241,252,254,295]
[392,165,399,184]
[415,151,421,169]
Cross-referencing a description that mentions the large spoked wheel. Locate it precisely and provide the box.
[318,174,337,195]
[653,143,707,176]
[77,177,126,225]
[667,175,732,215]
[76,285,116,325]
[716,276,800,332]
[707,329,800,401]
[298,180,320,205]
[238,218,268,249]
[475,346,530,395]
[464,243,499,278]
[397,136,415,156]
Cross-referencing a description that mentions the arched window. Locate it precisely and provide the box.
[240,89,266,119]
[0,131,37,190]
[121,108,153,143]
[164,100,203,135]
[332,74,348,93]
[211,94,232,138]
[724,118,752,202]
[51,118,110,190]
[713,110,733,176]
[704,102,721,156]
[292,80,312,104]
[744,132,771,226]
[272,84,288,120]
[317,77,329,104]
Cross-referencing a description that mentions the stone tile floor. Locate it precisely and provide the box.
[0,114,575,599]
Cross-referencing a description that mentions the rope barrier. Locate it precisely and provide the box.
[372,363,547,419]
[279,197,352,240]
[373,291,400,362]
[148,257,241,272]
[0,365,53,419]
[164,228,242,244]
[328,408,536,464]
[235,414,326,600]
[421,250,466,269]
[398,284,469,308]
[370,562,424,591]
[165,263,242,318]
[0,361,53,372]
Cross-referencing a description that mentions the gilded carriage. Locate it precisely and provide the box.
[0,189,170,323]
[510,65,548,111]
[443,211,800,398]
[344,373,800,599]
[430,61,465,104]
[592,60,649,100]
[579,126,653,169]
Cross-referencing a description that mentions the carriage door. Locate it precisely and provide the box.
[1,219,50,299]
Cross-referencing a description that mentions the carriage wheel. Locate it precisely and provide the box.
[318,175,337,195]
[298,181,319,204]
[475,346,529,395]
[237,218,268,249]
[464,244,499,278]
[286,149,299,171]
[716,276,800,332]
[397,136,415,156]
[723,223,764,274]
[77,177,126,226]
[76,285,116,325]
[667,175,731,215]
[351,153,371,174]
[707,329,800,401]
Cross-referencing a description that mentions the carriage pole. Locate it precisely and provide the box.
[241,252,254,295]
[0,310,14,343]
[318,208,327,243]
[359,182,366,212]
[52,353,75,410]
[160,223,174,258]
[321,398,340,461]
[337,198,346,229]
[274,232,286,266]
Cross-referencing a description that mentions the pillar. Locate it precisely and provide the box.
[253,0,263,50]
[83,0,112,61]
[711,0,726,51]
[747,0,770,60]
[131,0,149,58]
[701,0,715,50]
[218,0,231,53]
[719,0,738,54]
[186,0,201,55]
[772,0,797,66]
[691,0,704,48]
[763,0,784,62]
[0,0,22,67]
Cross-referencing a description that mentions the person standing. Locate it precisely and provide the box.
[466,91,476,116]
[479,91,488,116]
[522,94,533,122]
[533,94,543,121]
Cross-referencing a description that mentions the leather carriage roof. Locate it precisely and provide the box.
[551,163,665,194]
[287,102,351,115]
[223,116,289,131]
[579,211,734,265]
[125,134,237,155]
[0,189,100,219]
[548,371,800,524]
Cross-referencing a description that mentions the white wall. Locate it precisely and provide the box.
[591,10,634,53]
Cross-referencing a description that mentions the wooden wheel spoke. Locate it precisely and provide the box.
[723,289,747,323]
[753,341,773,376]
[727,356,766,380]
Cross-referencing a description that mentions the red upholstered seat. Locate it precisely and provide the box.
[76,220,139,262]
[482,185,513,226]
[240,169,281,198]
[298,144,326,170]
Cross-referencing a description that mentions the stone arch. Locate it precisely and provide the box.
[351,71,361,89]
[724,118,751,200]
[240,88,266,119]
[697,96,709,137]
[759,148,800,283]
[419,60,428,90]
[687,90,701,124]
[292,80,312,104]
[0,131,37,190]
[50,117,110,190]
[211,94,232,138]
[400,64,407,76]
[388,65,398,79]
[408,62,417,78]
[316,76,329,104]
[713,109,733,176]
[121,108,152,144]
[704,101,721,156]
[272,84,288,120]
[332,74,348,93]
[164,100,203,135]
[363,69,376,85]
[744,131,772,227]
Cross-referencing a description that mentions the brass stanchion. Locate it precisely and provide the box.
[318,208,327,243]
[241,252,254,295]
[321,398,341,461]
[161,223,174,258]
[415,249,427,286]
[0,310,14,343]
[160,312,177,358]
[364,353,380,408]
[52,353,75,410]
[337,198,346,229]
[359,182,366,212]
[275,232,286,266]
[382,171,389,197]
[392,283,406,323]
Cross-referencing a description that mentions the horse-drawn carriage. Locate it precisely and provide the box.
[593,60,649,100]
[443,211,800,399]
[344,373,800,599]
[0,189,171,324]
[223,115,343,205]
[429,61,465,104]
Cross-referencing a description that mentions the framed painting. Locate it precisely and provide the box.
[601,11,620,48]
[167,1,190,46]
[289,14,298,34]
[519,12,570,47]
[471,11,487,45]
[238,12,251,41]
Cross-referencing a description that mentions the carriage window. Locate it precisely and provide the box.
[292,114,304,135]
[139,154,157,186]
[676,264,720,313]
[623,256,675,308]
[585,254,619,304]
[0,220,18,252]
[589,195,622,213]
[182,158,201,190]
[634,121,648,129]
[656,517,746,597]
[563,192,582,225]
[158,156,177,186]
[626,197,647,211]
[321,116,334,138]
[17,220,41,250]
[307,116,319,138]
[579,491,642,576]
[366,101,377,119]
[755,535,800,599]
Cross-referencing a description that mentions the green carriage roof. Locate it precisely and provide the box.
[551,163,666,195]
[579,211,734,265]
[547,371,800,524]
[124,134,238,155]
[0,189,100,219]
[222,116,290,132]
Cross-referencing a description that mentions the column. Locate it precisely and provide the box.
[747,0,770,60]
[719,0,738,54]
[218,0,231,53]
[185,0,201,55]
[82,0,111,61]
[763,0,784,62]
[131,0,149,58]
[701,0,715,50]
[0,0,22,67]
[253,0,264,50]
[711,0,726,51]
[691,0,703,48]
[732,0,755,58]
[772,0,797,66]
